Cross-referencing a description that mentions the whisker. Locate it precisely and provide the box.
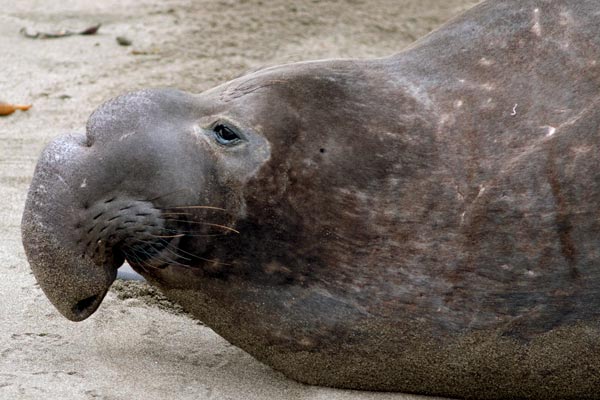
[164,219,240,234]
[151,238,196,263]
[144,240,193,263]
[134,239,192,264]
[127,240,180,268]
[132,245,172,266]
[152,233,186,239]
[178,233,226,237]
[154,237,233,266]
[123,249,155,273]
[121,249,138,266]
[161,212,193,216]
[161,228,228,238]
[161,246,194,264]
[164,205,227,211]
[126,247,196,271]
[146,188,189,202]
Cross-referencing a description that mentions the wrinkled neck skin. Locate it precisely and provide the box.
[22,0,600,397]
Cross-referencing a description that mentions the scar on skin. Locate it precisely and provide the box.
[119,131,136,141]
[531,8,542,37]
[476,185,486,198]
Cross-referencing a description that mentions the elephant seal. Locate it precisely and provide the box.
[21,0,600,398]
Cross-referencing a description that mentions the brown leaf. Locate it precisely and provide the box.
[79,24,102,35]
[0,103,32,116]
[19,24,101,39]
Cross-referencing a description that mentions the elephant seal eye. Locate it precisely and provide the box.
[213,123,242,146]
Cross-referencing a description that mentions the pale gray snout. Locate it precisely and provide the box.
[22,132,121,321]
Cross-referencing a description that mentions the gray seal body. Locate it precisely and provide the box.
[21,1,600,398]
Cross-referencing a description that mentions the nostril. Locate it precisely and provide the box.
[73,295,99,315]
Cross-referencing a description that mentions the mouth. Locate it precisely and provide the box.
[23,149,237,322]
[21,99,243,322]
[122,235,184,271]
[116,204,239,276]
[24,195,240,321]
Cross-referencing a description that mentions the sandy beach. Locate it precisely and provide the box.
[1,1,477,398]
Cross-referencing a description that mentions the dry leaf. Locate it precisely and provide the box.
[20,24,101,39]
[0,102,32,116]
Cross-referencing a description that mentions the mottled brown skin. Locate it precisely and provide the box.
[21,1,600,399]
